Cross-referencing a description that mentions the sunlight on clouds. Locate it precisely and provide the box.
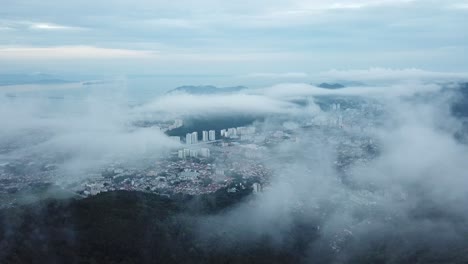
[29,22,86,31]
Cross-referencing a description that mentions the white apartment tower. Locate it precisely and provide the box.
[178,150,184,159]
[209,130,216,141]
[202,131,209,142]
[191,132,198,144]
[186,133,192,145]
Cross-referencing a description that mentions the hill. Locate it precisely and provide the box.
[0,74,72,86]
[0,185,309,264]
[316,83,345,89]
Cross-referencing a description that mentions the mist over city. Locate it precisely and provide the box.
[1,1,468,263]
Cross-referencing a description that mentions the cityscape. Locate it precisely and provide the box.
[0,99,380,209]
[1,0,468,262]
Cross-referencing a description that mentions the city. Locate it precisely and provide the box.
[0,100,380,208]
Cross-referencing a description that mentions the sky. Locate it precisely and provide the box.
[1,0,468,77]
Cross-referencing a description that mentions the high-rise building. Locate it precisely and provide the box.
[202,131,209,142]
[178,150,185,159]
[252,183,262,193]
[233,128,237,136]
[220,129,226,137]
[191,132,198,144]
[228,128,237,137]
[183,149,190,157]
[186,133,192,145]
[170,136,181,143]
[189,149,198,158]
[209,130,216,141]
[199,148,210,158]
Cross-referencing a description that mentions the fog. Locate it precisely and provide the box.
[0,94,180,182]
[190,80,468,262]
[1,74,468,262]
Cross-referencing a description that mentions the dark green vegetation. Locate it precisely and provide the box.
[2,185,467,264]
[0,185,309,264]
[166,115,260,138]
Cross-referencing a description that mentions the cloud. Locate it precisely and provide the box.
[0,95,180,180]
[29,22,87,31]
[243,72,309,78]
[318,68,468,83]
[137,93,300,117]
[193,80,468,261]
[1,1,467,74]
[1,67,468,260]
[0,45,158,60]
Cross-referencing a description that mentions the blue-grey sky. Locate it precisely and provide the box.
[1,0,468,76]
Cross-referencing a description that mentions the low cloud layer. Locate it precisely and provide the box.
[0,95,179,181]
[190,79,468,262]
[1,72,468,261]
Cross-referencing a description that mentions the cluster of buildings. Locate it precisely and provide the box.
[150,119,184,133]
[185,130,216,145]
[183,126,257,146]
[178,147,211,159]
[0,101,386,206]
[74,151,270,197]
[220,126,256,139]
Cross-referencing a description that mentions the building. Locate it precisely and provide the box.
[338,115,343,127]
[191,132,198,144]
[209,130,216,141]
[227,128,237,138]
[189,149,198,158]
[202,131,209,142]
[236,126,255,136]
[220,129,226,137]
[186,133,192,145]
[179,170,199,180]
[170,136,181,143]
[178,150,185,159]
[183,149,190,158]
[174,119,183,127]
[252,183,262,193]
[199,148,210,158]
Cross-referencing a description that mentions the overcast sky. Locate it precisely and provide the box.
[1,0,467,76]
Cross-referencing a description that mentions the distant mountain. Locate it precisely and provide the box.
[167,85,247,95]
[82,80,119,86]
[317,83,345,89]
[0,74,72,86]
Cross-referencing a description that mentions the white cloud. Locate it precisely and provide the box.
[318,68,468,83]
[0,45,158,60]
[29,22,86,31]
[137,93,299,116]
[243,72,309,78]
